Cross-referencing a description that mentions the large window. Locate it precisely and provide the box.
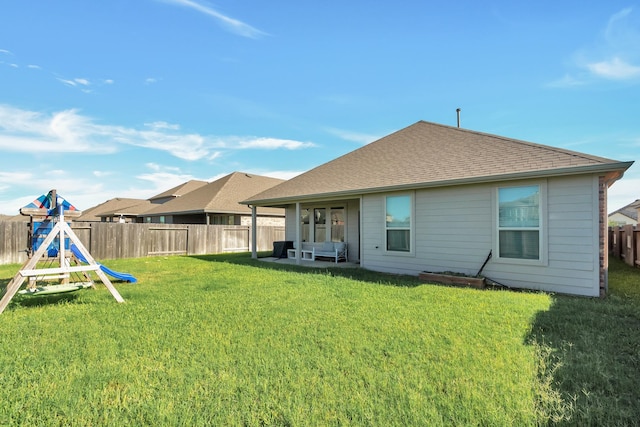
[300,206,345,243]
[314,208,326,242]
[386,195,411,252]
[300,209,310,242]
[497,185,541,260]
[330,208,345,242]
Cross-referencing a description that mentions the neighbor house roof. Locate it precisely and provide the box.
[609,199,640,222]
[144,172,285,216]
[244,121,634,205]
[148,179,208,204]
[77,198,151,221]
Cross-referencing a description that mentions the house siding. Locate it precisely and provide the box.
[361,175,602,296]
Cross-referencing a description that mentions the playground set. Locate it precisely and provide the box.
[0,190,137,315]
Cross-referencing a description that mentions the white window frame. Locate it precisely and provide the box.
[494,181,547,265]
[300,204,346,243]
[384,192,414,255]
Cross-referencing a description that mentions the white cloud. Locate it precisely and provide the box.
[93,170,113,178]
[605,8,635,43]
[553,8,640,86]
[0,105,315,162]
[0,106,110,153]
[545,73,588,88]
[233,137,315,150]
[325,127,381,145]
[0,169,108,214]
[0,49,11,55]
[158,0,267,39]
[135,165,198,196]
[145,121,180,131]
[0,171,33,185]
[586,56,640,80]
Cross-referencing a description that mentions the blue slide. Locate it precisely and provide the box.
[70,245,137,283]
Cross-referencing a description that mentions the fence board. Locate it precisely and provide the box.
[609,226,639,268]
[0,222,284,265]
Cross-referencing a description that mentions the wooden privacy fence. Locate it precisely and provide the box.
[0,222,284,265]
[609,225,640,268]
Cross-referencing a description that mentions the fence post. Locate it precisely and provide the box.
[623,224,635,267]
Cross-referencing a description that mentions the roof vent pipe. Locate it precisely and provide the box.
[456,108,461,128]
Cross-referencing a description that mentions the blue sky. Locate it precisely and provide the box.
[1,0,638,215]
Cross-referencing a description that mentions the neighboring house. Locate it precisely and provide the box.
[77,198,151,223]
[244,120,634,297]
[608,199,639,226]
[77,179,208,222]
[142,172,285,225]
[148,179,208,204]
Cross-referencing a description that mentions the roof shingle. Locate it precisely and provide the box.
[144,172,285,216]
[245,121,632,204]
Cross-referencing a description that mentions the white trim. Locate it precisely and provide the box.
[384,191,415,256]
[493,180,547,266]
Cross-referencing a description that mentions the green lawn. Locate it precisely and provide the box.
[0,253,638,426]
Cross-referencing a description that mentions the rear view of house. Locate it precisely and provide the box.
[244,121,633,297]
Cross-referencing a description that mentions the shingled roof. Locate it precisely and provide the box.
[148,179,208,203]
[245,120,633,205]
[610,199,640,222]
[77,198,151,221]
[144,172,285,216]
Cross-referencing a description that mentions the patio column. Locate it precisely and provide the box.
[295,202,301,265]
[250,205,257,259]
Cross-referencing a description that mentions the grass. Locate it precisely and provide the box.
[0,253,638,426]
[526,256,640,425]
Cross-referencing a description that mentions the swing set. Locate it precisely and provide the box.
[0,190,125,314]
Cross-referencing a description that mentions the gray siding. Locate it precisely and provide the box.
[361,175,601,296]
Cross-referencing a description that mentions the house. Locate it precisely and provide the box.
[76,180,208,222]
[608,199,639,226]
[142,172,286,225]
[77,198,151,223]
[243,120,634,297]
[147,179,208,204]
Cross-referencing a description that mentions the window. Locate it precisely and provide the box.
[330,208,345,242]
[300,209,310,242]
[386,195,411,252]
[314,208,326,242]
[300,206,345,243]
[497,185,541,260]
